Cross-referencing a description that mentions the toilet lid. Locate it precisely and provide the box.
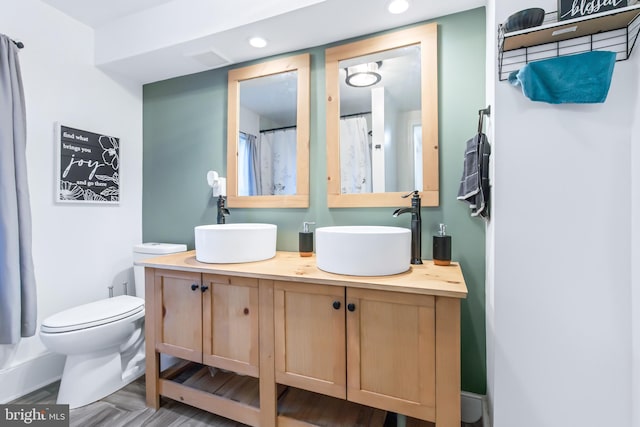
[41,295,144,333]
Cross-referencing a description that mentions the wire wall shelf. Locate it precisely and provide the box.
[498,5,640,81]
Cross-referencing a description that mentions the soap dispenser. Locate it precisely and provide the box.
[299,222,315,257]
[433,223,451,266]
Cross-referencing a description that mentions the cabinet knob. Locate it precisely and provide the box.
[347,303,356,312]
[332,301,341,310]
[191,284,198,291]
[244,307,250,315]
[201,285,209,293]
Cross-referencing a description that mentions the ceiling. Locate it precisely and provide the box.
[41,0,485,85]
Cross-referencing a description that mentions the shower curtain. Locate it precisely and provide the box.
[258,128,297,195]
[0,34,37,344]
[238,132,260,196]
[340,116,372,193]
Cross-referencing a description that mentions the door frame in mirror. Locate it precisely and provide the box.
[325,23,438,208]
[227,53,310,208]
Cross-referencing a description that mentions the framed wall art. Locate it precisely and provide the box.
[558,0,628,21]
[55,123,120,204]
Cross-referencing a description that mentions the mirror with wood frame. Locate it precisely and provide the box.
[325,23,438,207]
[227,53,310,208]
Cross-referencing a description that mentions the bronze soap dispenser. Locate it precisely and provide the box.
[432,223,451,266]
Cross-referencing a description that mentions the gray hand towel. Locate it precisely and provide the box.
[457,133,490,218]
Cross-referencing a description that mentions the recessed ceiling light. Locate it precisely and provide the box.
[387,0,409,14]
[249,37,267,48]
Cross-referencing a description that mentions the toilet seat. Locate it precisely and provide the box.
[41,295,144,334]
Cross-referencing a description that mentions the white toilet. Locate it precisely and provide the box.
[40,242,186,409]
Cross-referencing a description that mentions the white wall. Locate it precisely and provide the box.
[484,1,496,425]
[632,52,640,427]
[239,106,260,136]
[0,0,142,402]
[371,87,386,192]
[396,109,421,191]
[489,1,635,426]
[93,0,326,66]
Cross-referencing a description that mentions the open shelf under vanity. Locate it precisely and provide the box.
[161,361,388,427]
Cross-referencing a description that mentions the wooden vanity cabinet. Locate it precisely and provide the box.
[147,269,263,425]
[274,283,441,422]
[150,269,260,375]
[143,252,466,427]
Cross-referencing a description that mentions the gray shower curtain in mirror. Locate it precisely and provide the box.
[340,116,372,194]
[0,34,37,344]
[258,129,296,195]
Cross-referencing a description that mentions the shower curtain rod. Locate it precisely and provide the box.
[260,125,297,133]
[12,39,24,49]
[258,110,373,133]
[341,111,371,119]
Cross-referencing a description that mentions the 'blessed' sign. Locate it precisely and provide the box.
[558,0,627,21]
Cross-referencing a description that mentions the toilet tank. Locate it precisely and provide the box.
[133,243,187,299]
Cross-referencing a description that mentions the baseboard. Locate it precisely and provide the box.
[0,352,65,403]
[482,394,492,427]
[461,391,485,424]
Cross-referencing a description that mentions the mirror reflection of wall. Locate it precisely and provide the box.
[338,45,422,195]
[238,71,298,196]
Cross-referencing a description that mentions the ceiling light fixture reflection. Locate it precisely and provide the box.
[345,62,382,88]
[388,0,410,14]
[249,37,267,48]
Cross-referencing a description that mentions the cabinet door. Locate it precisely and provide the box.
[154,269,202,363]
[274,281,346,399]
[346,288,436,422]
[201,274,260,377]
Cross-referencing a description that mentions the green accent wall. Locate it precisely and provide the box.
[143,7,486,394]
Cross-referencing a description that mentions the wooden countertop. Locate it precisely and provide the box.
[139,251,467,299]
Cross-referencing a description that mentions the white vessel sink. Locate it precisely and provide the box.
[195,223,277,263]
[316,226,411,276]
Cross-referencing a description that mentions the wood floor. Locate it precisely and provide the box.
[12,376,483,427]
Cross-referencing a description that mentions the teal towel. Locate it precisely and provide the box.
[509,51,616,104]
